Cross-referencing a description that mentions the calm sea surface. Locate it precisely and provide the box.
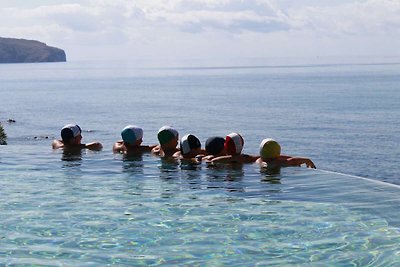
[0,60,400,265]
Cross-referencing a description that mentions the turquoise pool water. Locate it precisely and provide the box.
[1,61,400,265]
[1,145,400,266]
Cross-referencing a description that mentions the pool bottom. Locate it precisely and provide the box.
[1,147,400,265]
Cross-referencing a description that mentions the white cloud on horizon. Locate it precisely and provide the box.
[1,0,399,63]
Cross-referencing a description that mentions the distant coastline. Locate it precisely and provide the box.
[0,37,66,63]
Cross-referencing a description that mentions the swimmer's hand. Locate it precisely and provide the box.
[305,159,316,169]
[85,142,103,151]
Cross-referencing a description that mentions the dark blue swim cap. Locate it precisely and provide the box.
[205,136,225,155]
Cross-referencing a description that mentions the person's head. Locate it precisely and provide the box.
[157,126,179,150]
[224,132,244,155]
[61,124,82,145]
[259,138,281,161]
[205,136,225,156]
[121,125,143,147]
[180,134,201,157]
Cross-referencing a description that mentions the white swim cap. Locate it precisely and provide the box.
[224,132,244,155]
[180,134,201,155]
[61,124,82,141]
[121,125,143,144]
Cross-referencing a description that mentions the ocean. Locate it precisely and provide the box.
[0,60,400,265]
[1,60,399,183]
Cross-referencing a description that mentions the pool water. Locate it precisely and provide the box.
[1,145,400,266]
[1,61,400,265]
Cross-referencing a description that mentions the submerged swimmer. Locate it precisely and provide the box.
[173,134,206,163]
[113,125,156,154]
[52,124,102,151]
[151,126,179,157]
[210,132,259,164]
[256,138,316,169]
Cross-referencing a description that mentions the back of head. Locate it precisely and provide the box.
[157,125,179,145]
[205,136,225,155]
[61,124,81,143]
[260,138,281,160]
[180,134,201,155]
[224,132,244,155]
[121,125,143,145]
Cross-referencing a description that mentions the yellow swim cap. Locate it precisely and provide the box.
[260,138,281,159]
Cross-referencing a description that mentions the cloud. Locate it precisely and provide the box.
[1,0,399,61]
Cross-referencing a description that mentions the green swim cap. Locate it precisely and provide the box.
[260,138,281,159]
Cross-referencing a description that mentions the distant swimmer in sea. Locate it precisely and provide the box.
[151,125,179,157]
[113,125,156,154]
[173,134,206,163]
[52,124,103,151]
[210,132,259,164]
[256,138,316,169]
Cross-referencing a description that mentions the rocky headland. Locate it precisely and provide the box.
[0,37,66,63]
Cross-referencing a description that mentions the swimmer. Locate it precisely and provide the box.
[201,136,226,162]
[211,132,259,164]
[173,134,206,163]
[151,126,179,157]
[52,124,102,151]
[256,138,316,169]
[113,125,156,154]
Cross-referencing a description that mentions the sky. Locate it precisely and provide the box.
[1,0,400,65]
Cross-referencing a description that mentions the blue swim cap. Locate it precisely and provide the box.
[121,125,143,144]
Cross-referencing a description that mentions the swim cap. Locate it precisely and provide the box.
[121,125,143,144]
[61,124,81,142]
[224,132,244,155]
[157,126,179,145]
[180,134,201,155]
[260,138,281,159]
[205,136,225,155]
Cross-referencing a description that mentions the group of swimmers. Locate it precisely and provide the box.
[52,124,316,169]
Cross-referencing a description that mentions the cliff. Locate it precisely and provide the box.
[0,37,66,63]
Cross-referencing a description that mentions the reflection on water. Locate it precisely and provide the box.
[261,167,282,184]
[122,153,144,174]
[61,149,82,168]
[158,157,180,180]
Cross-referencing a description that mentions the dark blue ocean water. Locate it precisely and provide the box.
[1,61,399,184]
[1,60,400,265]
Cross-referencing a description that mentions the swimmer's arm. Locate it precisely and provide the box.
[151,145,161,154]
[141,144,158,152]
[240,154,260,163]
[84,142,103,151]
[283,157,316,169]
[172,151,182,159]
[113,141,125,153]
[210,155,235,164]
[52,140,64,149]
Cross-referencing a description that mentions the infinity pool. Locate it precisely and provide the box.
[1,145,400,266]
